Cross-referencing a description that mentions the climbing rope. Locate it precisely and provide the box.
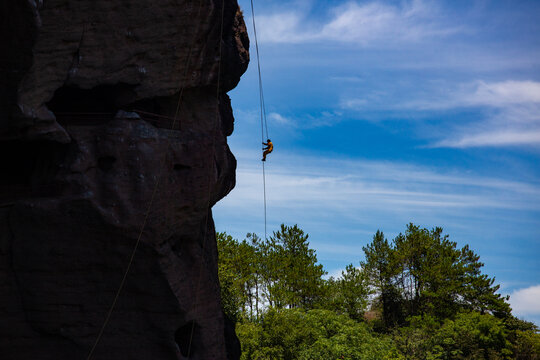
[250,0,269,141]
[249,0,269,240]
[85,0,205,358]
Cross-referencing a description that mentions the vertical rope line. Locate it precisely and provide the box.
[257,66,264,143]
[186,0,226,357]
[258,78,265,143]
[259,76,268,140]
[262,162,267,240]
[85,0,204,358]
[257,83,269,139]
[250,0,268,142]
[250,0,269,240]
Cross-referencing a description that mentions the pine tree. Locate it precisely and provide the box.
[264,224,327,309]
[362,230,403,328]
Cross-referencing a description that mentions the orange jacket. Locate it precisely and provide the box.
[263,141,273,152]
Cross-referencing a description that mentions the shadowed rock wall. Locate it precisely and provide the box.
[0,0,248,359]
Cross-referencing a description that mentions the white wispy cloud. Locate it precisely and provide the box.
[341,79,540,148]
[430,81,540,148]
[252,0,464,46]
[215,149,540,232]
[509,285,540,319]
[268,112,293,126]
[259,111,342,129]
[433,129,540,148]
[468,80,540,107]
[341,80,540,111]
[401,80,540,110]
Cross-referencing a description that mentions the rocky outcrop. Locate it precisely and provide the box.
[0,0,248,359]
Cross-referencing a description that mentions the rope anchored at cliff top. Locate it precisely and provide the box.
[250,0,271,241]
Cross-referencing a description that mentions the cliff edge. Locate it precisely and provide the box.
[0,0,249,359]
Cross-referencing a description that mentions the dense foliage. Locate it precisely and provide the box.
[218,224,540,360]
[237,309,402,360]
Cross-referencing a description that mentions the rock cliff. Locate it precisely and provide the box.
[0,0,248,359]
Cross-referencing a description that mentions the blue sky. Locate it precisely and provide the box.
[213,0,540,325]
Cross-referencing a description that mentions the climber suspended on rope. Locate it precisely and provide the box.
[262,139,273,161]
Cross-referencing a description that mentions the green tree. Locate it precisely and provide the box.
[362,230,403,328]
[394,312,513,360]
[263,224,327,309]
[512,330,540,360]
[237,308,403,360]
[505,317,540,359]
[457,244,511,318]
[220,224,536,360]
[364,224,511,326]
[218,225,328,319]
[217,232,262,321]
[432,311,512,359]
[325,264,371,321]
[217,232,244,322]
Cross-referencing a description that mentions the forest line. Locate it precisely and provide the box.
[218,223,540,359]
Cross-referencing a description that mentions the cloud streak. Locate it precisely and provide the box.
[434,129,540,148]
[252,0,464,46]
[468,81,540,107]
[341,80,540,111]
[259,111,343,129]
[400,80,540,110]
[430,81,540,148]
[215,149,540,233]
[268,112,294,126]
[341,79,540,148]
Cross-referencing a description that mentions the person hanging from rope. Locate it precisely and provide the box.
[262,139,273,161]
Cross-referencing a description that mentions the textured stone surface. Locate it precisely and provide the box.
[0,0,248,359]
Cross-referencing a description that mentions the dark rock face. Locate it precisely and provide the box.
[0,0,248,359]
